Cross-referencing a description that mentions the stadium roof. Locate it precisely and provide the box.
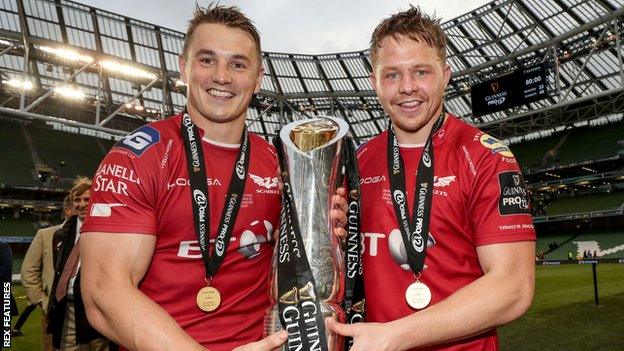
[0,0,622,143]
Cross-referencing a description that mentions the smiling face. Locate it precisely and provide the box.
[73,189,90,221]
[179,23,263,128]
[370,35,451,143]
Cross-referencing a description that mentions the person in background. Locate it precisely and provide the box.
[48,178,109,350]
[19,195,74,350]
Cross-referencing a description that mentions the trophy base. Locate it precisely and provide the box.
[264,302,346,351]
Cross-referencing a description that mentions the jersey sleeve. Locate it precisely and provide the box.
[467,147,536,246]
[82,127,162,235]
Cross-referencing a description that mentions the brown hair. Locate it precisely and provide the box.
[182,3,262,60]
[370,6,447,67]
[70,177,92,198]
[62,195,73,211]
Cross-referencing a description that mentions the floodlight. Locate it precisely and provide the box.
[134,104,144,111]
[39,45,93,63]
[0,39,13,46]
[175,79,186,86]
[125,102,133,108]
[100,60,157,79]
[55,85,85,100]
[3,79,33,90]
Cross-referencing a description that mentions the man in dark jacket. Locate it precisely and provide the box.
[48,178,108,350]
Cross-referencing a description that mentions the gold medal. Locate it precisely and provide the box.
[197,286,221,312]
[405,281,431,310]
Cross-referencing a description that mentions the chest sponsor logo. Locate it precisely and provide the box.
[90,203,125,217]
[479,133,514,158]
[360,174,386,185]
[166,177,221,190]
[114,125,160,156]
[498,171,530,215]
[249,173,279,194]
[363,229,436,271]
[176,220,273,259]
[94,163,141,196]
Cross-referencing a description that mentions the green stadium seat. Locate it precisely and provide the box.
[542,230,624,259]
[0,217,38,237]
[544,192,624,216]
[0,120,37,187]
[28,125,112,184]
[557,122,624,164]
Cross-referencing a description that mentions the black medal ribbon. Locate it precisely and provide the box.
[180,112,250,282]
[387,111,445,275]
[273,135,330,351]
[342,137,365,350]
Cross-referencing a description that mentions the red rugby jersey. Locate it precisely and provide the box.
[357,114,535,351]
[82,113,280,350]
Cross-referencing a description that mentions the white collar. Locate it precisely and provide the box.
[202,137,240,149]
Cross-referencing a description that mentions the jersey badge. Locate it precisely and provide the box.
[115,125,161,156]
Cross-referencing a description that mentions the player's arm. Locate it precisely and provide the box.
[20,230,45,305]
[327,240,535,351]
[80,232,205,351]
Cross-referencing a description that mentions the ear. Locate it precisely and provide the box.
[442,63,451,91]
[254,67,265,94]
[178,54,188,83]
[369,72,379,95]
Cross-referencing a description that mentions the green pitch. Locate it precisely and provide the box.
[500,263,624,351]
[7,263,624,350]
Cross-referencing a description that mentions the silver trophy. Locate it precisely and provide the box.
[265,116,349,351]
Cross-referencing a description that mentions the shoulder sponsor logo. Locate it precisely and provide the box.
[90,203,125,217]
[94,163,140,196]
[498,171,530,215]
[115,125,160,156]
[479,134,514,158]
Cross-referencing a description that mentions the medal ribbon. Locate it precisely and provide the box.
[342,137,365,350]
[181,112,250,281]
[273,135,329,351]
[387,111,445,275]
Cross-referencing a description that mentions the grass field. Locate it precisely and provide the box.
[499,262,624,350]
[6,263,624,350]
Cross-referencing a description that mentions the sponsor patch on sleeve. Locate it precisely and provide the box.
[114,125,160,156]
[498,171,530,215]
[479,133,514,157]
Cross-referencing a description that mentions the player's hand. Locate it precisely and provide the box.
[331,187,349,240]
[326,317,398,351]
[232,330,287,351]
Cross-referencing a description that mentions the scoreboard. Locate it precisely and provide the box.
[471,63,547,117]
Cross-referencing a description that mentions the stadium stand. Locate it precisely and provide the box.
[0,118,114,190]
[0,119,37,187]
[28,124,111,183]
[510,120,624,169]
[544,230,624,260]
[0,216,37,237]
[544,191,624,216]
